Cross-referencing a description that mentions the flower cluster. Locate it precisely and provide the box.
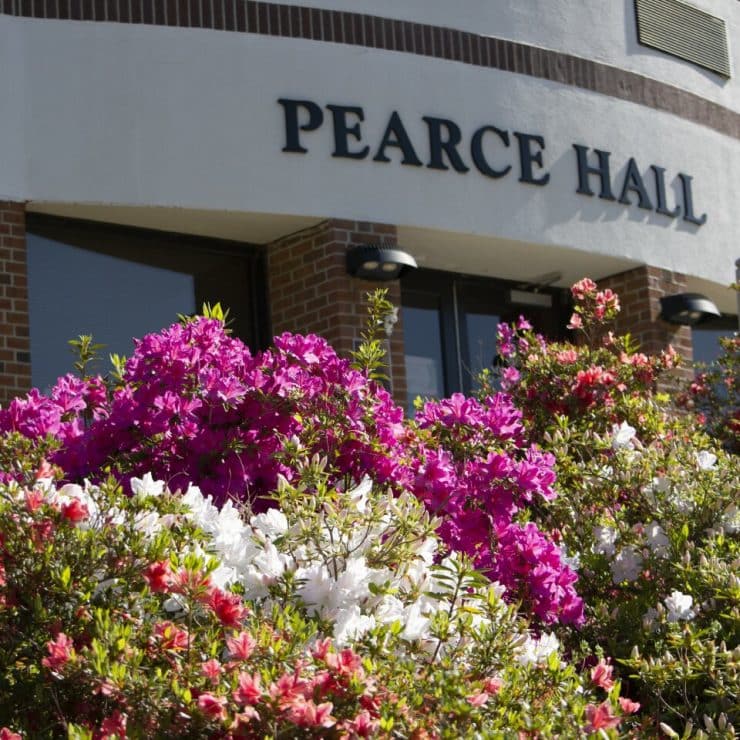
[677,333,739,453]
[0,470,626,738]
[488,279,679,435]
[0,316,582,627]
[492,280,739,735]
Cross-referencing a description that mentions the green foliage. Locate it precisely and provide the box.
[492,280,739,736]
[350,289,396,382]
[68,335,105,379]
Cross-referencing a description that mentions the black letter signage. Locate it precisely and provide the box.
[278,99,324,153]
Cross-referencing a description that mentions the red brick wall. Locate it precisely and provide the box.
[0,201,31,406]
[266,220,407,404]
[600,265,693,383]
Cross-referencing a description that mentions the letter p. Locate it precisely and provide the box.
[278,99,324,153]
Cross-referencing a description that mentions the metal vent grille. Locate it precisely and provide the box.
[635,0,731,78]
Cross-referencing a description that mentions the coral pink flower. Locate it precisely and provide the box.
[348,710,379,737]
[152,621,189,652]
[567,313,583,330]
[284,698,335,728]
[208,588,246,628]
[227,631,257,661]
[556,349,578,364]
[325,648,363,677]
[591,659,615,691]
[467,691,489,707]
[99,710,128,739]
[42,632,74,672]
[310,637,332,661]
[233,672,263,706]
[201,658,223,685]
[61,498,88,524]
[171,567,212,601]
[619,696,641,714]
[483,677,503,694]
[24,488,45,513]
[197,692,227,721]
[35,459,55,480]
[585,701,621,732]
[269,670,309,705]
[0,728,22,740]
[143,561,173,593]
[230,707,260,731]
[571,278,597,300]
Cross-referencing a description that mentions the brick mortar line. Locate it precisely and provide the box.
[1,0,738,139]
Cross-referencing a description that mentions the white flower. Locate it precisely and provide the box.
[181,485,220,531]
[348,476,372,514]
[611,421,636,450]
[610,546,642,584]
[210,564,239,590]
[374,595,405,625]
[642,607,659,630]
[296,562,334,616]
[333,605,375,645]
[719,504,740,533]
[516,633,560,666]
[593,525,618,557]
[695,451,717,470]
[130,473,165,498]
[334,557,383,605]
[242,541,294,599]
[559,545,581,571]
[664,590,695,622]
[134,510,163,539]
[250,508,288,541]
[400,602,431,642]
[645,521,670,558]
[668,489,695,515]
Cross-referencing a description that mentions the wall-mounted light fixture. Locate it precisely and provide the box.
[659,292,721,326]
[346,245,417,281]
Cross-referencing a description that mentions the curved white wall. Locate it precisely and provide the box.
[0,14,736,303]
[275,0,740,112]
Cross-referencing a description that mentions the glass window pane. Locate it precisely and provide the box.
[463,311,500,393]
[28,234,196,392]
[403,304,445,411]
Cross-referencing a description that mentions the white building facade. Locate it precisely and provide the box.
[0,0,737,404]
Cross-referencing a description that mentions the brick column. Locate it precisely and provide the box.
[0,202,31,406]
[266,220,407,404]
[600,265,693,384]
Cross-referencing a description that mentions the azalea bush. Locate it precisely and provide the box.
[678,333,739,454]
[0,298,582,631]
[491,278,739,737]
[0,464,627,738]
[0,281,736,737]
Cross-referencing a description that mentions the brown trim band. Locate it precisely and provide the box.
[2,0,739,139]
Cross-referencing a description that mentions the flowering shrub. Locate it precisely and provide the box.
[0,282,736,736]
[0,467,628,737]
[678,333,739,454]
[493,279,739,736]
[0,301,581,629]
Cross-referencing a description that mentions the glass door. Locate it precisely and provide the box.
[401,269,568,405]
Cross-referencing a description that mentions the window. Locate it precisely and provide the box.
[401,269,569,409]
[692,314,737,367]
[27,215,268,392]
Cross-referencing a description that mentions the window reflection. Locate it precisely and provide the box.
[463,311,500,394]
[28,235,196,392]
[403,304,445,412]
[26,216,267,394]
